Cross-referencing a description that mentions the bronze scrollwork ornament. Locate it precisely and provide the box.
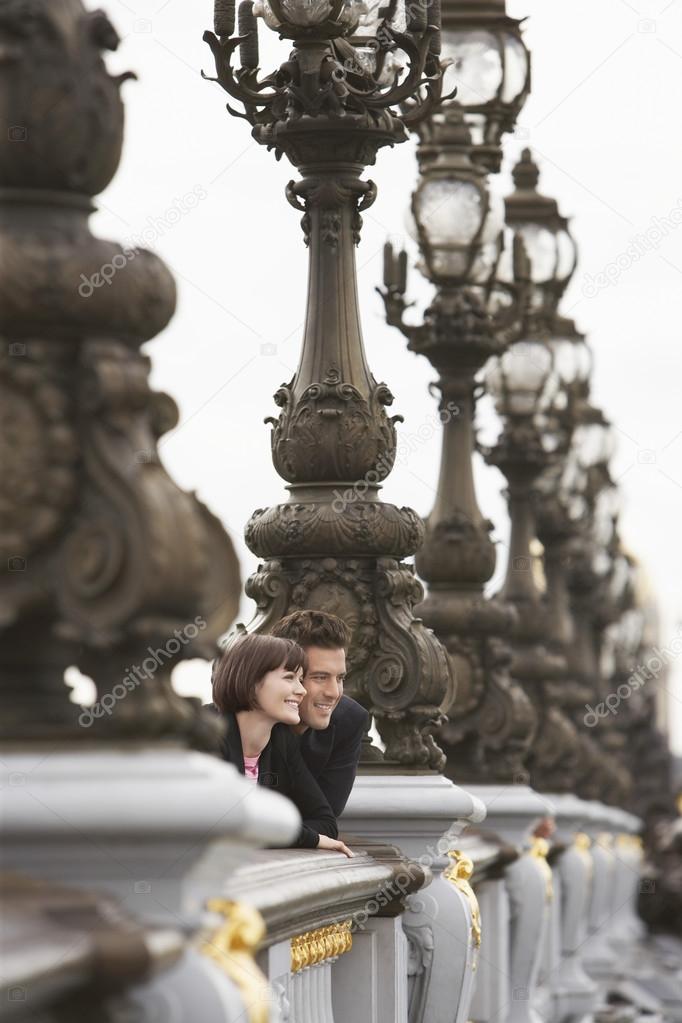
[203,0,456,768]
[0,0,240,746]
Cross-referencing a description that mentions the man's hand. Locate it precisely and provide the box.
[317,834,354,858]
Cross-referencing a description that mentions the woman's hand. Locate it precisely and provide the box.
[317,834,354,858]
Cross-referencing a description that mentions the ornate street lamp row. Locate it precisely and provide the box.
[203,0,675,818]
[375,0,663,808]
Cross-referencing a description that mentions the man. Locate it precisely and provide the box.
[271,610,368,817]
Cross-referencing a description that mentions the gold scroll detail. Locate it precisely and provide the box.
[444,850,482,952]
[596,831,613,849]
[574,832,593,879]
[201,897,269,1023]
[291,920,352,973]
[530,836,554,900]
[616,833,643,852]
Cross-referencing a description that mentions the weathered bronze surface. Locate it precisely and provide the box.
[203,0,454,768]
[0,0,240,746]
[380,274,537,783]
[378,106,536,783]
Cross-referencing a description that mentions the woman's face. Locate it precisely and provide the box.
[255,663,306,725]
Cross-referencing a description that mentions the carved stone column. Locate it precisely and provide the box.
[0,0,241,747]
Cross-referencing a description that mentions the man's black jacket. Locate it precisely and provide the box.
[217,710,338,849]
[298,695,369,817]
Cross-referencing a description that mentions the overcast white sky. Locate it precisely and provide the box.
[87,0,682,753]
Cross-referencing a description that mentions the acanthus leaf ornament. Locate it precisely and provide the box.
[245,555,449,769]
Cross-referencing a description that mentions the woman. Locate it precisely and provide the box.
[212,632,353,857]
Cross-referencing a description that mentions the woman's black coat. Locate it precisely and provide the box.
[218,710,338,849]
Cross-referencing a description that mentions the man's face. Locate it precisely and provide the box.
[298,646,346,730]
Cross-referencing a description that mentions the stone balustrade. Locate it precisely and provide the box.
[218,841,429,1022]
[2,758,659,1023]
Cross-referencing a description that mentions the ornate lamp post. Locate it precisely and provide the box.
[555,410,633,804]
[438,0,531,172]
[406,105,505,280]
[0,1,240,747]
[373,0,538,788]
[1,15,301,1017]
[203,0,455,767]
[502,148,576,331]
[479,149,592,794]
[204,15,495,1004]
[485,330,586,793]
[380,118,538,783]
[533,325,595,726]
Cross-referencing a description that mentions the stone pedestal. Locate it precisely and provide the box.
[582,803,625,985]
[341,774,486,1023]
[2,747,300,928]
[466,785,554,1023]
[541,795,599,1023]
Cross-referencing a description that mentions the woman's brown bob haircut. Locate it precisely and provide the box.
[212,633,307,714]
[271,610,351,650]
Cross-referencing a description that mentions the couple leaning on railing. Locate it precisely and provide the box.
[210,610,368,857]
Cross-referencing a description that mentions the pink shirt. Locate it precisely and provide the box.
[243,754,260,782]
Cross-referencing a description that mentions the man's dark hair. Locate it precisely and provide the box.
[212,633,307,714]
[271,610,351,651]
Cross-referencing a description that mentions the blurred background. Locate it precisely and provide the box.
[78,0,682,751]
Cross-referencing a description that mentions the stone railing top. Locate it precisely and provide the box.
[546,792,605,839]
[464,784,556,846]
[459,829,520,883]
[466,784,555,817]
[2,748,301,926]
[221,841,430,946]
[345,773,487,825]
[2,749,299,846]
[583,801,642,834]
